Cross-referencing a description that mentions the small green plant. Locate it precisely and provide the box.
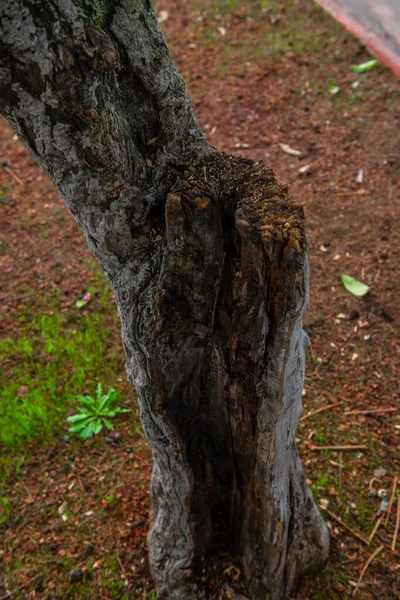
[0,272,122,449]
[67,384,129,440]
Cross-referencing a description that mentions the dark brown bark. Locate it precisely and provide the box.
[0,2,329,598]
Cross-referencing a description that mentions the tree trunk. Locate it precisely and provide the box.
[0,2,329,598]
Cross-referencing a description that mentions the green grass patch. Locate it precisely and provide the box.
[0,272,126,449]
[0,496,12,525]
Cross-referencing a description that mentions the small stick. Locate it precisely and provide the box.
[4,166,24,186]
[68,473,84,492]
[346,408,397,416]
[320,506,368,545]
[368,515,383,545]
[335,189,369,197]
[350,580,383,588]
[384,476,397,527]
[309,445,366,451]
[352,545,383,596]
[117,555,126,577]
[329,460,344,468]
[391,495,400,551]
[301,402,343,421]
[0,575,43,600]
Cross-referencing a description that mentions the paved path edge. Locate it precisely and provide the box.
[315,0,400,78]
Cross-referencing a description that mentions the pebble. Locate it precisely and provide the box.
[69,568,83,584]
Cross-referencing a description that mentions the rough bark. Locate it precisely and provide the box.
[0,1,329,599]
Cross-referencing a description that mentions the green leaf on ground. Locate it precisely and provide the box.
[350,59,378,74]
[328,80,340,95]
[341,274,369,297]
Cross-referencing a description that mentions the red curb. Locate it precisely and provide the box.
[315,0,400,78]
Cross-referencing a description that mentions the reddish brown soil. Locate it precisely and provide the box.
[1,1,399,598]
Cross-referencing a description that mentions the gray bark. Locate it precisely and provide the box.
[0,1,329,598]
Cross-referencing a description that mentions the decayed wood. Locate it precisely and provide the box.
[0,1,329,598]
[139,154,329,598]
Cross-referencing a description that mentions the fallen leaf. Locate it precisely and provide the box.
[58,502,67,515]
[18,385,28,398]
[350,59,378,73]
[279,143,302,156]
[157,10,169,24]
[341,273,369,297]
[270,13,282,25]
[356,169,364,183]
[373,467,387,478]
[328,80,340,95]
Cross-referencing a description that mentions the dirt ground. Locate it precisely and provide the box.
[0,1,399,598]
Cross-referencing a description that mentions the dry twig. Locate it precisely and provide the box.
[4,166,24,186]
[368,515,383,545]
[352,545,383,596]
[392,495,400,551]
[384,476,398,527]
[0,575,43,600]
[320,506,368,545]
[301,402,343,421]
[346,407,397,416]
[68,473,84,492]
[335,189,369,197]
[309,445,366,451]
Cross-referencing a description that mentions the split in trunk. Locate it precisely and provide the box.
[133,152,329,599]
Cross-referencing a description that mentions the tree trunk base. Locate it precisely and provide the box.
[118,152,329,600]
[0,3,328,598]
